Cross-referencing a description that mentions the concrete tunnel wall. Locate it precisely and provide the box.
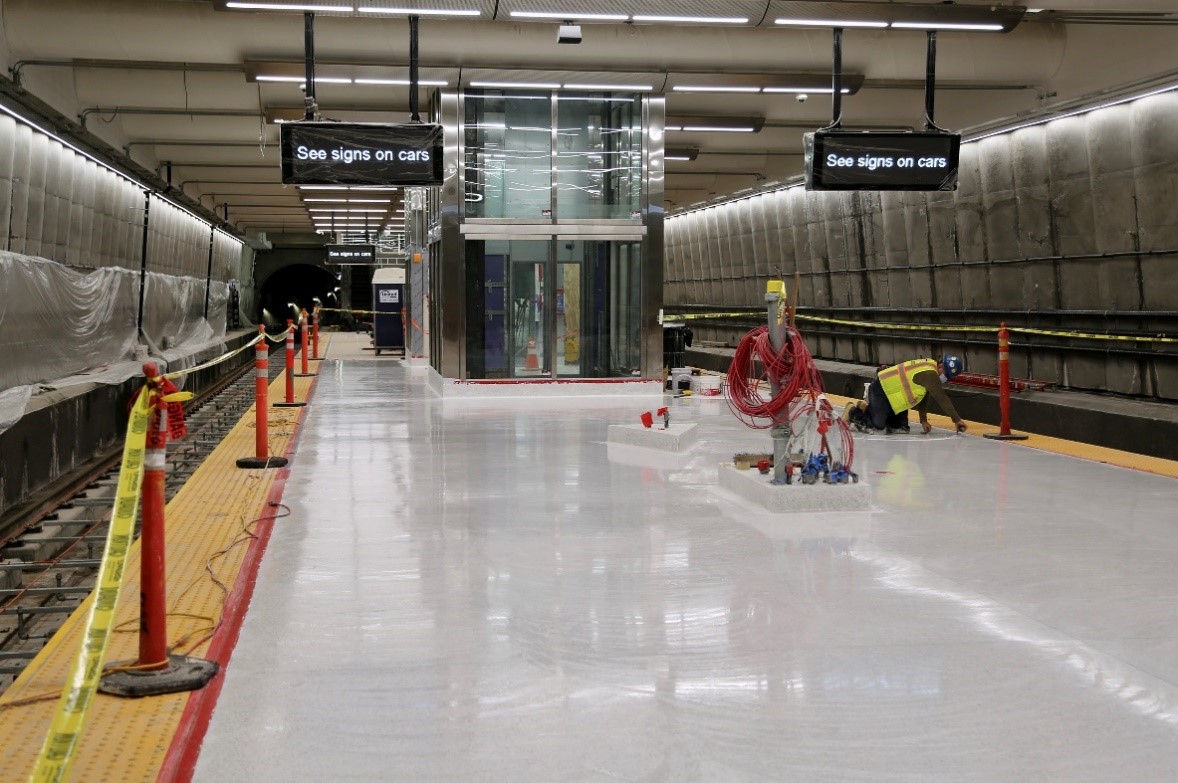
[664,91,1178,400]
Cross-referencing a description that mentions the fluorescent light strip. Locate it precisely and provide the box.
[673,85,762,93]
[357,7,480,16]
[227,2,353,10]
[353,78,449,86]
[298,185,399,190]
[631,15,748,24]
[891,21,1004,31]
[563,84,653,91]
[470,80,562,89]
[775,18,888,28]
[762,87,850,94]
[677,126,756,132]
[665,156,693,161]
[510,10,627,20]
[304,198,393,203]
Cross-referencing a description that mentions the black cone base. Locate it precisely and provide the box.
[984,432,1029,441]
[236,455,289,469]
[99,655,218,698]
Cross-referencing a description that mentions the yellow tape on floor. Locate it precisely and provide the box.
[27,390,151,783]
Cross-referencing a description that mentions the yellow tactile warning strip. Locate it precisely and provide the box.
[690,369,1178,480]
[833,389,1178,481]
[0,338,330,783]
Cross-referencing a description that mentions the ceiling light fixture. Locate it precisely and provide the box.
[225,2,353,10]
[677,125,757,133]
[631,15,748,24]
[563,84,654,91]
[890,22,1005,31]
[469,80,563,89]
[673,85,762,93]
[775,18,888,28]
[762,87,850,94]
[357,7,480,16]
[353,78,449,86]
[510,10,628,21]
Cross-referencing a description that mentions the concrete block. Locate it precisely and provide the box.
[718,463,871,513]
[607,422,698,453]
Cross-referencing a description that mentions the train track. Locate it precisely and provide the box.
[0,352,285,693]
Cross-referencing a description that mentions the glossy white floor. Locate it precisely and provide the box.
[194,353,1178,783]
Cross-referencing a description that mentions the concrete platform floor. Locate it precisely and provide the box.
[193,358,1178,782]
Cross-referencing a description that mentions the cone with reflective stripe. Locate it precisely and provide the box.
[100,364,218,697]
[238,325,289,468]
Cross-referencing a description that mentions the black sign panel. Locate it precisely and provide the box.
[325,244,376,264]
[805,131,961,191]
[281,122,443,186]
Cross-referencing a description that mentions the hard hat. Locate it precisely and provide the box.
[941,354,963,380]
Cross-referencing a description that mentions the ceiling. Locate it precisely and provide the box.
[1,0,1176,242]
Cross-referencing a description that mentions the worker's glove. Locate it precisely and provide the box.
[954,420,968,433]
[920,420,932,434]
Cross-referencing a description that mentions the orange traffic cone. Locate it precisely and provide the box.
[525,337,539,370]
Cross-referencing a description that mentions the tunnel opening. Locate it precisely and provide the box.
[256,263,339,332]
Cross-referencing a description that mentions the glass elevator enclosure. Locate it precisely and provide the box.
[424,88,664,381]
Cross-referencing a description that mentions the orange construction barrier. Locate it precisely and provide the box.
[300,309,310,375]
[312,305,321,360]
[984,322,1029,441]
[238,325,289,467]
[275,320,305,408]
[99,364,217,696]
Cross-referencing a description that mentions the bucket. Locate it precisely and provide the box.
[697,376,723,396]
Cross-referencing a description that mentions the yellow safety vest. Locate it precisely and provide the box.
[878,359,939,414]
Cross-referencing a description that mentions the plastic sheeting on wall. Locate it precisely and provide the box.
[0,252,236,436]
[0,251,139,391]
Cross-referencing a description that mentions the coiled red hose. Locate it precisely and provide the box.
[725,325,855,468]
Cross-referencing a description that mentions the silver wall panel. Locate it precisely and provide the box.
[9,124,31,256]
[0,116,13,251]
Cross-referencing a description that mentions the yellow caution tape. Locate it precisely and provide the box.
[663,312,1177,344]
[794,314,999,334]
[162,335,265,381]
[28,390,151,783]
[317,307,383,316]
[1007,325,1178,344]
[162,391,195,404]
[264,326,297,344]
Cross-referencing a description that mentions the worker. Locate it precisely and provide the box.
[845,355,968,434]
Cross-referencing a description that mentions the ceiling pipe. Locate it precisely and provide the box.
[829,28,843,129]
[924,31,942,131]
[304,12,317,120]
[409,15,421,122]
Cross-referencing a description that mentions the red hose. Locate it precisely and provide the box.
[725,325,856,469]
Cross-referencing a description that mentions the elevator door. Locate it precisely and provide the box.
[471,238,640,379]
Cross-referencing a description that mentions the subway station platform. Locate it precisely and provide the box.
[4,333,1178,781]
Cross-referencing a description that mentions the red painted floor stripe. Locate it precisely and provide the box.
[157,373,319,783]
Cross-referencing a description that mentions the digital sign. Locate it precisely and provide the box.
[325,244,376,264]
[805,131,961,191]
[280,122,443,186]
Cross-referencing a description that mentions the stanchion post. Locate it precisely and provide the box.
[275,319,307,408]
[99,364,218,696]
[984,322,1029,441]
[285,319,295,401]
[299,309,310,375]
[139,370,170,671]
[237,326,289,467]
[312,305,321,360]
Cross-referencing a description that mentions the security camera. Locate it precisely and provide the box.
[557,21,582,44]
[796,93,808,103]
